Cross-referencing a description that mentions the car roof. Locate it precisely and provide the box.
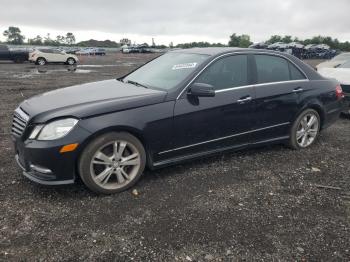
[170,47,280,56]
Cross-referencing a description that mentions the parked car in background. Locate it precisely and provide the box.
[316,52,350,70]
[249,42,268,49]
[65,48,81,54]
[0,45,29,63]
[318,61,350,115]
[12,48,345,194]
[75,48,94,55]
[29,49,78,65]
[122,44,151,54]
[92,48,106,56]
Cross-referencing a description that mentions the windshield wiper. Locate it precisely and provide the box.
[125,80,149,89]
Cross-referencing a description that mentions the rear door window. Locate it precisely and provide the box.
[196,55,249,90]
[255,55,290,83]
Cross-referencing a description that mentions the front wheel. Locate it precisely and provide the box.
[36,57,46,66]
[289,109,321,149]
[79,132,146,194]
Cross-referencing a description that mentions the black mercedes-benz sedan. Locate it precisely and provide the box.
[12,48,346,194]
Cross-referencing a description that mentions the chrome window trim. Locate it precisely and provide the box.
[176,51,309,100]
[215,79,309,93]
[158,122,290,155]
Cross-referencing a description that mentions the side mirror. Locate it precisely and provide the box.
[189,83,215,97]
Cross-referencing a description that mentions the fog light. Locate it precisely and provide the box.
[30,164,52,174]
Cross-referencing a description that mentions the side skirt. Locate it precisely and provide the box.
[151,136,289,169]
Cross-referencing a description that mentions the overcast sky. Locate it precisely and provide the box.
[0,0,349,45]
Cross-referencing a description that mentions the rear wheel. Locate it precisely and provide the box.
[66,57,76,65]
[289,109,320,149]
[36,57,46,66]
[79,132,146,194]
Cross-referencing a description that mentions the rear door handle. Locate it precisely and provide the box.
[237,96,252,103]
[293,87,304,93]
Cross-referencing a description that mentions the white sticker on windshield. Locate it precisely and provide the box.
[172,62,197,70]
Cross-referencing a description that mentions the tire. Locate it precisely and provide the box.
[36,57,46,66]
[13,56,25,63]
[66,57,76,65]
[78,132,146,194]
[341,110,350,119]
[289,109,321,149]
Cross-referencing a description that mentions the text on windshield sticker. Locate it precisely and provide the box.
[172,63,198,70]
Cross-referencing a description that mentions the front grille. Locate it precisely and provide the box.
[12,107,29,137]
[341,84,350,94]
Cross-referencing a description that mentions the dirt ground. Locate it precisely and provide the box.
[0,53,349,261]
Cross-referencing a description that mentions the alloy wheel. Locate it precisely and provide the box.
[67,58,75,65]
[38,58,46,66]
[296,113,319,148]
[89,140,141,190]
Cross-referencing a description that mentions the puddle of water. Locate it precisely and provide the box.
[78,65,118,68]
[9,67,94,78]
[27,67,94,74]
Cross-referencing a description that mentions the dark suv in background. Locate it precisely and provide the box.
[0,45,29,63]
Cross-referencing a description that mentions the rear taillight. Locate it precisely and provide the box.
[335,85,344,99]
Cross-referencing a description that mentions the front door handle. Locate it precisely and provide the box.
[237,96,252,103]
[293,87,304,93]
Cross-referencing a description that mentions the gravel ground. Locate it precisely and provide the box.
[0,53,349,261]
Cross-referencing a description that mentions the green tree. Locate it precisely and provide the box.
[56,35,66,45]
[266,35,282,44]
[3,26,25,44]
[281,35,292,43]
[65,32,75,45]
[228,34,252,47]
[238,34,252,47]
[28,35,43,45]
[44,33,55,45]
[228,33,240,47]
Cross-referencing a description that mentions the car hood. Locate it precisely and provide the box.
[316,60,346,69]
[21,79,167,123]
[318,68,350,85]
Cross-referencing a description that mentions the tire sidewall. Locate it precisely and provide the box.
[78,132,146,194]
[290,109,321,149]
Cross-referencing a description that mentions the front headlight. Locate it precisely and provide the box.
[30,118,78,140]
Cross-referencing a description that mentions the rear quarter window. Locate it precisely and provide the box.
[289,62,306,80]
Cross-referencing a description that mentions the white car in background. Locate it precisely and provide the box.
[76,48,94,55]
[318,61,350,115]
[29,48,78,65]
[316,52,350,70]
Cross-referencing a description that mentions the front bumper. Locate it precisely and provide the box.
[15,154,74,185]
[12,124,91,185]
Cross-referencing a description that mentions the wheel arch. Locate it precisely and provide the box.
[295,100,325,129]
[76,125,152,176]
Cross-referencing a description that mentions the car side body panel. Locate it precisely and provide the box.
[11,48,346,185]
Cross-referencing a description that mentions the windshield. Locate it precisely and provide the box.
[123,52,209,90]
[332,53,350,61]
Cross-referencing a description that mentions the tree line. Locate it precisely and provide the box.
[2,26,350,51]
[2,26,76,46]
